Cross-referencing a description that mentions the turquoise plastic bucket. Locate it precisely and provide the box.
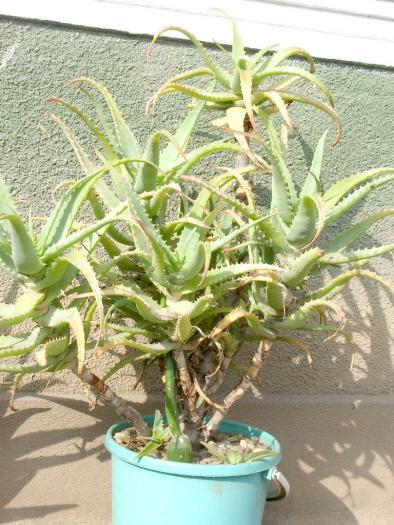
[105,417,282,525]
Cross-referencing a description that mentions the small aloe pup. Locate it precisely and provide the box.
[1,14,394,464]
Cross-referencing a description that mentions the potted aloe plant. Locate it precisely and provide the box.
[1,12,393,525]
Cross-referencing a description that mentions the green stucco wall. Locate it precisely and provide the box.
[0,17,393,395]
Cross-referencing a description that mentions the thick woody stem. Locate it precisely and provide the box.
[173,348,199,424]
[203,339,273,440]
[76,365,150,437]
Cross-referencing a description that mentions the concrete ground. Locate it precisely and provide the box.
[0,393,393,525]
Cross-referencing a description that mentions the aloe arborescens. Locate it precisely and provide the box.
[1,13,393,462]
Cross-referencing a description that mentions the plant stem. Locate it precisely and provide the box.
[172,348,199,424]
[164,353,181,436]
[202,339,273,440]
[77,365,150,436]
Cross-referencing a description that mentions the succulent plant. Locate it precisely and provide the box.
[1,14,393,462]
[147,11,342,145]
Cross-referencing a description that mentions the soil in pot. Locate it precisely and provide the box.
[113,427,276,465]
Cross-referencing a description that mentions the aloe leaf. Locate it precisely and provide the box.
[239,64,256,129]
[167,296,212,321]
[41,265,78,307]
[0,176,17,246]
[49,113,93,174]
[37,165,110,255]
[39,307,85,374]
[181,175,256,220]
[0,175,18,216]
[261,90,294,130]
[158,217,197,238]
[245,450,278,462]
[250,45,277,69]
[33,260,69,291]
[0,290,44,328]
[0,250,19,279]
[214,9,245,65]
[260,112,297,215]
[226,107,250,154]
[210,309,262,339]
[182,262,280,292]
[149,184,183,219]
[74,77,140,161]
[0,328,49,358]
[75,84,118,144]
[160,98,206,171]
[322,243,394,265]
[41,202,128,262]
[286,195,321,249]
[150,26,231,88]
[276,335,312,365]
[127,211,170,289]
[323,209,394,253]
[209,217,268,253]
[49,96,134,197]
[174,241,206,284]
[173,315,193,342]
[65,248,104,341]
[158,83,238,104]
[101,284,176,322]
[309,269,394,300]
[174,150,241,259]
[48,98,116,159]
[148,72,212,115]
[88,189,133,246]
[176,142,241,180]
[0,363,50,374]
[183,174,290,254]
[254,67,333,105]
[265,91,342,145]
[275,299,345,331]
[0,214,43,275]
[281,248,324,287]
[323,167,394,210]
[99,334,179,354]
[44,336,69,356]
[257,47,314,74]
[120,180,176,269]
[266,282,285,313]
[135,131,166,193]
[325,173,394,225]
[300,131,327,199]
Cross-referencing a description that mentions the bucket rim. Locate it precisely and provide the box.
[105,417,281,478]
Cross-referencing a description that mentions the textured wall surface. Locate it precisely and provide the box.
[0,17,393,395]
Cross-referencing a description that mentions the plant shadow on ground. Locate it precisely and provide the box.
[0,392,122,524]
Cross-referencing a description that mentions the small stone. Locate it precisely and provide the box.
[114,430,129,444]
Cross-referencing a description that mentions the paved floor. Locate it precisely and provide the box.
[0,393,393,524]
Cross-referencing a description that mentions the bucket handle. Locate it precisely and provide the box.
[266,467,290,501]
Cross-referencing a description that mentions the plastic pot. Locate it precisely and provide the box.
[105,416,287,525]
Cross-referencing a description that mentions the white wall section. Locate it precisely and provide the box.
[1,0,394,67]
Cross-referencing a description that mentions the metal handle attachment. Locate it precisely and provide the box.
[267,467,290,501]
